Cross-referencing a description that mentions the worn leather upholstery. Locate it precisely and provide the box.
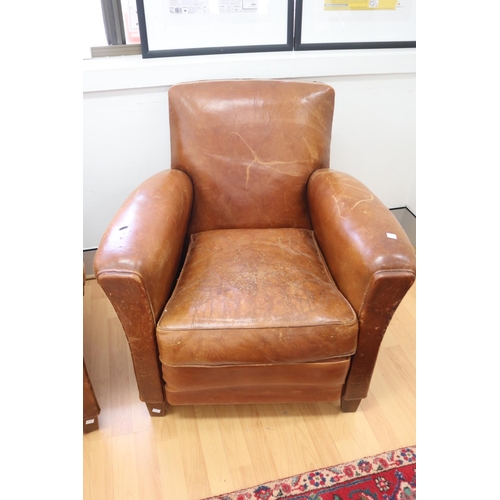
[168,80,333,235]
[94,80,416,415]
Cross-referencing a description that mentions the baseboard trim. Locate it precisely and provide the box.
[390,205,415,218]
[389,206,416,247]
[83,248,97,280]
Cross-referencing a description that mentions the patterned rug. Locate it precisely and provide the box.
[203,446,416,500]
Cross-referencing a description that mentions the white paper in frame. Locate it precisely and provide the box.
[295,0,416,50]
[137,0,294,58]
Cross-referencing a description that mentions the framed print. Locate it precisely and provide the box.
[295,0,416,50]
[136,0,294,58]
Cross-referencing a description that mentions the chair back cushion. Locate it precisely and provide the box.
[168,80,334,234]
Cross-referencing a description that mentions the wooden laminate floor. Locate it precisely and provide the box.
[83,278,416,500]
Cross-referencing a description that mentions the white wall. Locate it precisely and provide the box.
[83,49,415,250]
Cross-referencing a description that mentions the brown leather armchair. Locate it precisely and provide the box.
[94,80,416,416]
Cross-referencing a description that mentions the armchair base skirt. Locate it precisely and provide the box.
[162,359,350,406]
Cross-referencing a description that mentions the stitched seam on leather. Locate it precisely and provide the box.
[157,320,358,332]
[162,359,352,369]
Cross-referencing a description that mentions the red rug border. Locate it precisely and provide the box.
[203,444,416,500]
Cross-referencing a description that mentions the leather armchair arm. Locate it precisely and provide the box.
[94,169,193,407]
[308,169,416,409]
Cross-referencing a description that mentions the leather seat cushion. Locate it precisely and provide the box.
[156,228,358,366]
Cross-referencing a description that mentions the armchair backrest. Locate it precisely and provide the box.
[168,80,335,235]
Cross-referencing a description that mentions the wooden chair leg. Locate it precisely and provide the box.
[341,398,362,413]
[146,401,168,417]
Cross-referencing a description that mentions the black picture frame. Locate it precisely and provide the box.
[136,0,294,59]
[294,0,416,51]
